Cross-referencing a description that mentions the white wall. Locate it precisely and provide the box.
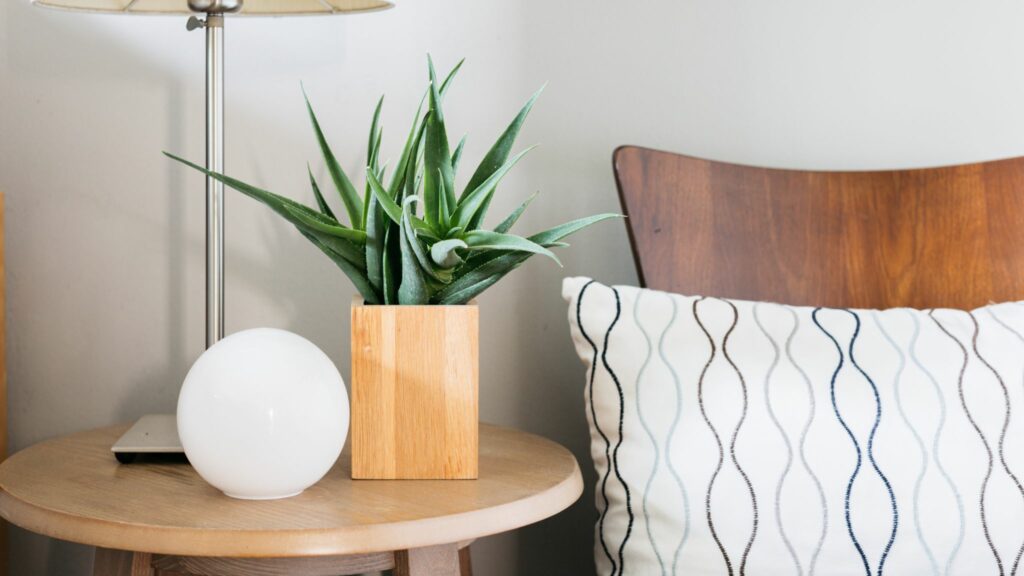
[3,0,1024,574]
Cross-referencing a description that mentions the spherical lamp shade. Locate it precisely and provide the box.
[177,328,349,500]
[31,0,392,15]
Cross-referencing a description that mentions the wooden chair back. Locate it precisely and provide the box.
[613,146,1024,310]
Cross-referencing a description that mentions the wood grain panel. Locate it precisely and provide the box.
[351,300,479,480]
[614,146,1024,309]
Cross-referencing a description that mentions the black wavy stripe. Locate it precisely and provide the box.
[813,308,871,575]
[845,310,898,575]
[969,312,1024,576]
[930,311,1004,575]
[603,288,635,575]
[693,297,734,576]
[720,299,759,575]
[577,280,617,575]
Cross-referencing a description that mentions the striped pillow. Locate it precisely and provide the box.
[563,277,1024,576]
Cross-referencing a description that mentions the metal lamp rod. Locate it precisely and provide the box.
[205,12,225,348]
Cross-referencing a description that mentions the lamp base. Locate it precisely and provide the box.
[111,414,183,464]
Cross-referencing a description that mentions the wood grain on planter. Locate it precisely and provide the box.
[350,299,479,480]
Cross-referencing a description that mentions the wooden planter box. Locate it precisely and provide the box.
[350,299,479,480]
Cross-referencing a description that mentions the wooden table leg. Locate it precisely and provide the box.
[93,549,154,576]
[394,544,460,576]
[459,545,473,576]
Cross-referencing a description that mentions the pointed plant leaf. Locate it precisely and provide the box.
[462,229,561,265]
[443,213,622,301]
[423,55,456,228]
[398,200,430,305]
[165,152,357,241]
[437,168,450,228]
[303,87,364,228]
[364,192,385,292]
[430,238,468,269]
[439,58,465,96]
[493,191,538,234]
[362,95,384,229]
[385,57,459,202]
[367,168,403,224]
[282,205,367,242]
[461,84,544,202]
[368,95,384,172]
[528,213,623,246]
[451,145,536,230]
[412,216,441,241]
[434,252,525,304]
[382,225,399,304]
[402,196,449,283]
[451,135,467,174]
[308,165,336,220]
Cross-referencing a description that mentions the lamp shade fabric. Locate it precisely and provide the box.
[31,0,391,15]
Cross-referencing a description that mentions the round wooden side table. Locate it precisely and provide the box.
[0,423,583,576]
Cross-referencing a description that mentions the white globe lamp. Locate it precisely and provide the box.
[177,328,349,500]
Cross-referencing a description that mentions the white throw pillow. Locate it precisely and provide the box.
[563,277,1024,576]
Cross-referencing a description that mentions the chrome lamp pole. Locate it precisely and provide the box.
[187,0,239,347]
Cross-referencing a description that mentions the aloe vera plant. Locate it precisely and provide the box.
[166,57,618,305]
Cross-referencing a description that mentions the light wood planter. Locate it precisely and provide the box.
[350,299,479,480]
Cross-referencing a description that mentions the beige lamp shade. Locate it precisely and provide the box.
[31,0,392,15]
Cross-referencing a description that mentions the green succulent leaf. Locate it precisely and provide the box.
[433,252,523,304]
[430,238,468,269]
[493,191,538,234]
[412,216,442,241]
[462,229,560,265]
[462,84,543,201]
[282,205,367,242]
[381,225,399,304]
[451,145,536,230]
[308,165,336,220]
[164,152,366,259]
[437,168,451,228]
[365,193,385,292]
[367,168,403,225]
[398,200,430,305]
[303,88,364,229]
[462,85,544,231]
[423,55,457,229]
[437,213,622,304]
[451,135,467,174]
[528,213,623,246]
[401,197,450,283]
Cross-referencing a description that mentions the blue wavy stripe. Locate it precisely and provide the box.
[753,304,802,576]
[576,280,617,574]
[907,311,964,575]
[784,307,829,576]
[632,290,667,574]
[873,312,929,572]
[659,294,692,572]
[812,308,871,576]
